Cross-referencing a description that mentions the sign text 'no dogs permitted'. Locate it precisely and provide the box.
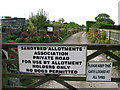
[18,45,87,74]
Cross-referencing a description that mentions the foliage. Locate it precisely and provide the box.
[43,34,51,43]
[6,30,65,43]
[15,38,23,43]
[87,29,96,43]
[6,35,17,41]
[60,28,67,38]
[50,35,60,42]
[86,22,120,31]
[6,40,16,43]
[28,9,50,30]
[86,21,96,32]
[95,13,115,24]
[113,51,120,57]
[5,10,81,44]
[87,28,110,44]
[50,20,81,43]
[32,36,43,43]
[99,24,120,30]
[100,31,106,40]
[52,21,62,30]
[86,13,116,32]
[7,64,19,73]
[20,79,33,86]
[95,13,110,20]
[25,20,36,35]
[43,34,62,43]
[64,22,79,29]
[58,18,65,23]
[20,32,28,37]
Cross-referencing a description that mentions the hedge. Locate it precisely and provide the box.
[99,24,120,30]
[86,21,120,31]
[86,21,96,32]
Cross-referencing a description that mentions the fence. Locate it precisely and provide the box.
[2,43,120,89]
[97,29,120,44]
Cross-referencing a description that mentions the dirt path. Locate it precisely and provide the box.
[38,31,119,89]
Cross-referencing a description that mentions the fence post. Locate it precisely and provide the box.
[118,31,120,44]
[108,30,110,40]
[2,62,8,87]
[0,28,2,90]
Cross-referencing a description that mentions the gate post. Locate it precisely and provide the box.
[0,25,2,90]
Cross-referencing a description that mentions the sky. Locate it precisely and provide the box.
[0,0,119,25]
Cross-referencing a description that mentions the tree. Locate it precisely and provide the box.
[95,13,115,24]
[28,9,50,30]
[65,22,79,29]
[26,20,36,35]
[52,21,61,30]
[58,18,65,23]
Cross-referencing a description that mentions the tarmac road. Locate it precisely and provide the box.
[63,31,84,44]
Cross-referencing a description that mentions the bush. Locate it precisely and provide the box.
[32,36,43,43]
[20,78,33,86]
[86,21,96,32]
[104,40,111,44]
[87,28,110,44]
[15,38,23,43]
[43,34,51,43]
[100,31,106,40]
[6,35,17,40]
[90,37,96,43]
[99,24,120,30]
[60,29,68,38]
[86,21,120,32]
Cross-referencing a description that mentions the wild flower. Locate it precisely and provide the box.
[6,41,18,51]
[20,32,28,37]
[6,41,16,43]
[46,34,50,37]
[96,34,101,39]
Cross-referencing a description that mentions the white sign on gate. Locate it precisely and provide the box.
[18,45,87,75]
[86,62,112,81]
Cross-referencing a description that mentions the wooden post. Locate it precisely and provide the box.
[108,30,110,40]
[118,32,120,44]
[0,58,2,90]
[2,62,8,87]
[0,30,2,90]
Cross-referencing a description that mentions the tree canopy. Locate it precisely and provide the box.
[95,13,115,24]
[58,18,65,23]
[27,9,50,30]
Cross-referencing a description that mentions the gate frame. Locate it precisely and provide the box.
[2,43,120,89]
